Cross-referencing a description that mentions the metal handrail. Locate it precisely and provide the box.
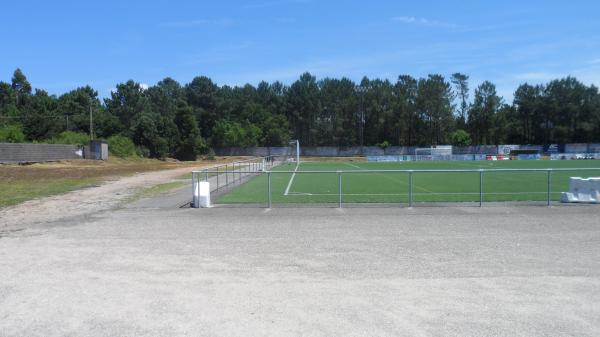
[192,167,600,174]
[191,156,281,197]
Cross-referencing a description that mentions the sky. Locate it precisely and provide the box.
[2,0,600,102]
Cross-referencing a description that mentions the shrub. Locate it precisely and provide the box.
[376,140,391,150]
[205,148,216,160]
[47,131,89,145]
[107,135,137,158]
[135,146,150,158]
[0,125,26,143]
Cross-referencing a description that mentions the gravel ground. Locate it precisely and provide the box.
[0,167,196,228]
[1,204,599,336]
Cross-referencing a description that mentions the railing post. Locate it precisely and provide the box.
[191,171,196,207]
[338,172,342,208]
[547,169,552,207]
[225,164,228,187]
[205,169,208,182]
[408,171,413,208]
[267,171,272,209]
[479,170,484,207]
[216,166,220,191]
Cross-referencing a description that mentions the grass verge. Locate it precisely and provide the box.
[0,156,250,208]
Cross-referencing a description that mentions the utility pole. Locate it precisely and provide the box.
[89,104,94,140]
[88,95,95,141]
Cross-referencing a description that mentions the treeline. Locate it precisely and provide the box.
[1,69,600,160]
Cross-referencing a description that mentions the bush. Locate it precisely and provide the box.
[107,135,137,158]
[47,131,90,145]
[205,148,216,160]
[135,146,150,158]
[0,125,26,143]
[376,140,391,150]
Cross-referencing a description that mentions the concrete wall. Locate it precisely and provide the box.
[214,144,600,158]
[453,146,498,155]
[0,143,83,164]
[216,146,408,157]
[215,147,289,157]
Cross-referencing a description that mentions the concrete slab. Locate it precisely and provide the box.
[1,206,599,336]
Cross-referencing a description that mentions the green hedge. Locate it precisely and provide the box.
[0,125,26,143]
[107,135,137,158]
[46,131,90,145]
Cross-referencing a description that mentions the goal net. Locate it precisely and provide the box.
[277,140,300,167]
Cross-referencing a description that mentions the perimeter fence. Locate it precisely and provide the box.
[191,167,600,208]
[191,156,287,194]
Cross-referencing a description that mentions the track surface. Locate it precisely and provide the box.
[1,203,599,336]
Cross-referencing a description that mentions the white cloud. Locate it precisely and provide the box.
[140,83,149,91]
[512,72,562,81]
[392,16,459,29]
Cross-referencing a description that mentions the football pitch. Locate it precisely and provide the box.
[215,160,600,205]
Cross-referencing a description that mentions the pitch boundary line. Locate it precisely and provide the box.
[283,164,300,196]
[345,162,362,169]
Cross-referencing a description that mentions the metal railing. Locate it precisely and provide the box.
[191,156,282,195]
[191,167,600,208]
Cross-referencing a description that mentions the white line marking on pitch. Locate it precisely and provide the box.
[345,162,362,169]
[283,164,300,196]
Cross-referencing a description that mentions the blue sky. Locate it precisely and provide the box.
[2,0,600,102]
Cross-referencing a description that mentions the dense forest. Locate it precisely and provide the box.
[1,68,600,160]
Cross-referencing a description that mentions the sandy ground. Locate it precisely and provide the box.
[0,206,599,336]
[0,166,195,228]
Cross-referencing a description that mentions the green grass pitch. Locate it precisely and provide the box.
[215,160,600,204]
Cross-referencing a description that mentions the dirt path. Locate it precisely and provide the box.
[0,167,195,228]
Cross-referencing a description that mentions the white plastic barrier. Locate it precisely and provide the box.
[561,177,600,204]
[193,181,211,208]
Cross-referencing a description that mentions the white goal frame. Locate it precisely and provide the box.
[289,139,300,165]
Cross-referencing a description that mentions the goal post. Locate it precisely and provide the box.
[289,139,300,165]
